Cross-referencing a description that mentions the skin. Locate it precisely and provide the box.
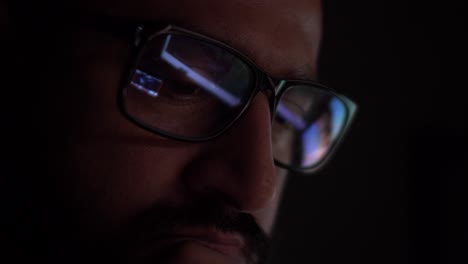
[4,0,321,263]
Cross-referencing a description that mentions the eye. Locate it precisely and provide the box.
[165,79,203,97]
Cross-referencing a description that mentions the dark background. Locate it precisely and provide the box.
[270,1,466,264]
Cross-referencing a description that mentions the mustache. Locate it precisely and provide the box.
[92,197,270,264]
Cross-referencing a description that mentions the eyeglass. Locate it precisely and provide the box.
[79,14,357,174]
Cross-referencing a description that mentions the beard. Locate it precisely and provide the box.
[78,196,270,264]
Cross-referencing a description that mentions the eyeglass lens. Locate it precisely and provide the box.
[125,33,254,138]
[272,85,350,169]
[124,33,353,170]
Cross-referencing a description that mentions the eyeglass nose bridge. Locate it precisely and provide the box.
[260,75,288,117]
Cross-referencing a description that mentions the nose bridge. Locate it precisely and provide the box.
[257,74,283,119]
[181,93,277,212]
[264,76,288,118]
[261,73,285,94]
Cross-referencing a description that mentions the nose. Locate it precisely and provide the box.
[181,93,277,212]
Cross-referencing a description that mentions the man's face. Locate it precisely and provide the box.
[13,0,321,263]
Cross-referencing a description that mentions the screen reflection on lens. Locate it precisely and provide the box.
[273,86,349,170]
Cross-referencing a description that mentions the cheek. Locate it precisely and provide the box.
[44,29,202,232]
[56,142,197,231]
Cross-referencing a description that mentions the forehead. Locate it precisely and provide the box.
[78,0,321,79]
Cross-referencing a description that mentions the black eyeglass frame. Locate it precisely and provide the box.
[78,14,357,174]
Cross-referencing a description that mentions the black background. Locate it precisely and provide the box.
[270,1,466,264]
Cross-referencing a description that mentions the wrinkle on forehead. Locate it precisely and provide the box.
[77,0,321,79]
